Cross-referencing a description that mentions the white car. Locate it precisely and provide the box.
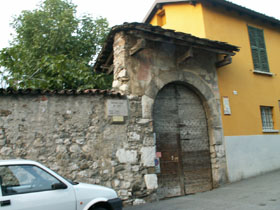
[0,160,122,210]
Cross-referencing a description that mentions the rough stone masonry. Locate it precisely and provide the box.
[0,91,157,205]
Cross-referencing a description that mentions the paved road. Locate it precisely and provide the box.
[124,170,280,210]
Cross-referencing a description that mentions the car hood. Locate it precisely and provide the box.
[73,182,118,201]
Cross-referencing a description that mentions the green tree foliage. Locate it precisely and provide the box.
[0,0,111,90]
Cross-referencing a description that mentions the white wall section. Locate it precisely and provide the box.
[225,135,280,182]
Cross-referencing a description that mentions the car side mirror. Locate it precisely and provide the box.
[51,182,68,190]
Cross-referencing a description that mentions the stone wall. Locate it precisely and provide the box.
[0,93,156,205]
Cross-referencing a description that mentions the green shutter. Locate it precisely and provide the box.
[248,27,257,47]
[260,49,269,72]
[248,26,270,72]
[251,48,261,70]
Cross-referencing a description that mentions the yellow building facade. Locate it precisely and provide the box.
[144,0,280,182]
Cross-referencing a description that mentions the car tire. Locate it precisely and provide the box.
[93,207,107,210]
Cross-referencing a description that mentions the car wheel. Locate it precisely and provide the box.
[93,207,107,210]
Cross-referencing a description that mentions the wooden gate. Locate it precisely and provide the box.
[153,83,212,198]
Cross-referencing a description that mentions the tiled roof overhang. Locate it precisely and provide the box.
[93,22,239,72]
[143,0,280,27]
[0,88,122,97]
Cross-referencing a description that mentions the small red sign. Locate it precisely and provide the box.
[156,152,162,158]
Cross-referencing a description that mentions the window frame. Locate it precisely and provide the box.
[260,106,279,133]
[248,25,270,73]
[157,10,166,27]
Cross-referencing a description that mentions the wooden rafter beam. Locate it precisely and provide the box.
[177,47,193,65]
[129,38,147,56]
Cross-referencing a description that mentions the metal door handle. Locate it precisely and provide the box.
[0,200,11,206]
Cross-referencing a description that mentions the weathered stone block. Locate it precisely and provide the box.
[121,181,131,189]
[55,138,63,144]
[92,162,98,169]
[114,165,125,173]
[119,189,129,199]
[69,163,79,172]
[213,128,224,145]
[0,140,6,146]
[131,165,140,172]
[128,132,140,141]
[216,145,225,158]
[113,179,120,187]
[119,84,129,93]
[143,136,154,146]
[140,147,156,167]
[133,199,146,206]
[82,145,91,153]
[1,147,12,156]
[141,95,154,119]
[144,174,158,190]
[75,138,85,145]
[116,149,137,163]
[112,80,121,89]
[117,69,128,78]
[69,144,81,153]
[56,145,67,153]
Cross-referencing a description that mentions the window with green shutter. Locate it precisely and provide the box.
[248,26,270,72]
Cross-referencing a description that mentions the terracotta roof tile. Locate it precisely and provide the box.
[0,88,122,97]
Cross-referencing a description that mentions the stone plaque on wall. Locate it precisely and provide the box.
[222,96,231,115]
[107,99,128,116]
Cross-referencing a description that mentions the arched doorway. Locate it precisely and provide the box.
[153,83,213,198]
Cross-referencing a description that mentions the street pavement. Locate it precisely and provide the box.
[124,169,280,210]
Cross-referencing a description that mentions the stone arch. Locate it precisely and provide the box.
[143,70,221,137]
[141,70,227,193]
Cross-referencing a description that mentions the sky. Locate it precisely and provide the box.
[0,0,279,49]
